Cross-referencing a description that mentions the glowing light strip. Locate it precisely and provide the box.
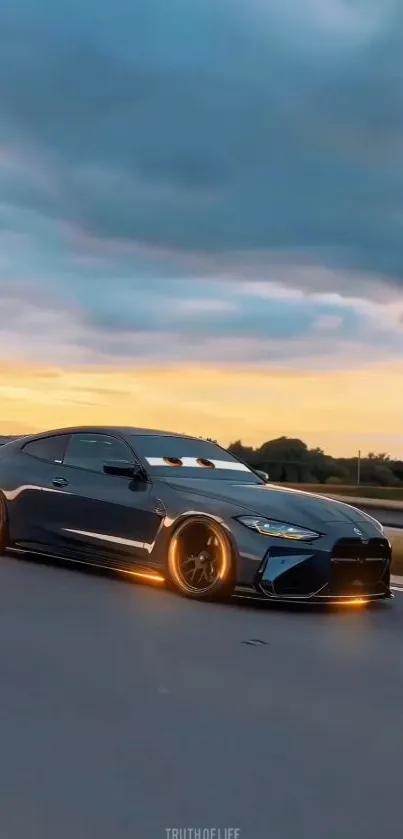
[333,598,367,606]
[126,570,164,583]
[145,456,249,471]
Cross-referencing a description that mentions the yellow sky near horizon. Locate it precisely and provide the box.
[1,361,403,457]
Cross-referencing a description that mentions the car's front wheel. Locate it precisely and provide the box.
[166,516,236,600]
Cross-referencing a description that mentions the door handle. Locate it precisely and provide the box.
[52,477,69,488]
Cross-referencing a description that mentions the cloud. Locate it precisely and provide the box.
[2,276,403,371]
[314,315,343,332]
[0,0,402,269]
[0,0,402,374]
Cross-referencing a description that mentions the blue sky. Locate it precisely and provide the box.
[0,0,403,370]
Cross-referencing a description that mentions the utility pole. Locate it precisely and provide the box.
[357,450,361,485]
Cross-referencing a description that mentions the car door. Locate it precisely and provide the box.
[7,433,73,551]
[46,432,163,570]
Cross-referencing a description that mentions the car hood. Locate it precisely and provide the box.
[161,477,376,528]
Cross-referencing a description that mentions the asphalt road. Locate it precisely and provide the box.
[354,504,403,528]
[1,555,403,839]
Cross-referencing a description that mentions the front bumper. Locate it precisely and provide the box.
[254,534,392,604]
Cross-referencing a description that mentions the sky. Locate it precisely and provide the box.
[1,0,403,456]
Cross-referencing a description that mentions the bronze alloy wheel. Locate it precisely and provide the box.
[167,516,235,600]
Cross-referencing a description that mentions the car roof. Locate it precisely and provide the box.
[14,426,201,444]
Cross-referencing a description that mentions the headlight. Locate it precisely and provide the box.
[237,516,321,541]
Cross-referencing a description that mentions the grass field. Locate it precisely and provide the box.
[282,483,403,501]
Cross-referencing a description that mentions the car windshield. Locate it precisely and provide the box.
[129,435,262,483]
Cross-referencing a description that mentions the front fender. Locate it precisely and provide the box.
[149,509,240,571]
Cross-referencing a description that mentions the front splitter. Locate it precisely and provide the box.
[257,588,393,605]
[234,584,393,605]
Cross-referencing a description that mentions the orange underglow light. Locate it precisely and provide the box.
[335,598,367,607]
[123,569,165,583]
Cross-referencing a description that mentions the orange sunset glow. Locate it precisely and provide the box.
[2,361,403,457]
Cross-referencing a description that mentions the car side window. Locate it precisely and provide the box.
[22,435,70,464]
[63,434,132,474]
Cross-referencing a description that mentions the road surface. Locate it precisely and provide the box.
[353,504,403,528]
[0,552,403,839]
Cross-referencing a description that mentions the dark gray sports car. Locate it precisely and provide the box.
[0,426,392,604]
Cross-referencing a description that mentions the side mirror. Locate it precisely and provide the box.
[256,469,269,482]
[103,460,145,479]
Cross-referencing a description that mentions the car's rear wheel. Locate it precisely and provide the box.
[167,516,236,600]
[0,494,8,554]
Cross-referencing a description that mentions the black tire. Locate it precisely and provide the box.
[0,494,8,555]
[166,516,236,600]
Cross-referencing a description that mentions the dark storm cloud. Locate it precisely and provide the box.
[1,0,403,370]
[0,0,402,279]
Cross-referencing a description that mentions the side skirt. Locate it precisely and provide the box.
[5,546,165,584]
